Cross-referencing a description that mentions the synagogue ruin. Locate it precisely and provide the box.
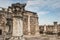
[0,3,39,40]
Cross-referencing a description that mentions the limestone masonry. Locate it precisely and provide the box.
[39,22,60,35]
[0,3,39,40]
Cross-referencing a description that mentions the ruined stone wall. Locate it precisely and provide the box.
[7,3,39,36]
[57,25,60,33]
[0,12,7,35]
[23,15,28,35]
[0,3,39,40]
[23,11,39,35]
[0,3,39,36]
[46,26,54,32]
[30,16,37,35]
[39,22,60,35]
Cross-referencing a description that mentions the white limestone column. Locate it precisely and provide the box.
[54,22,58,34]
[11,17,24,40]
[28,16,31,35]
[54,25,57,34]
[43,25,46,35]
[53,22,58,38]
[13,17,23,36]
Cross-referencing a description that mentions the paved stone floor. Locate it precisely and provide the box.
[24,35,60,40]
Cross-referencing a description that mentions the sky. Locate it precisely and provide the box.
[0,0,60,25]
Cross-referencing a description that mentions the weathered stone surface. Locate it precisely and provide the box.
[13,17,23,36]
[23,15,28,35]
[0,3,39,40]
[39,22,60,35]
[23,11,39,35]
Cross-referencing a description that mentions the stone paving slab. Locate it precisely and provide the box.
[24,35,60,40]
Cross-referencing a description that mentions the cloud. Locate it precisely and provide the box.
[25,0,60,12]
[37,11,49,17]
[51,2,60,9]
[37,11,49,15]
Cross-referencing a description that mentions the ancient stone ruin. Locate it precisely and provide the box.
[0,3,39,40]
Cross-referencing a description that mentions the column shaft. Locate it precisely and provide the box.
[28,16,31,35]
[44,25,46,35]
